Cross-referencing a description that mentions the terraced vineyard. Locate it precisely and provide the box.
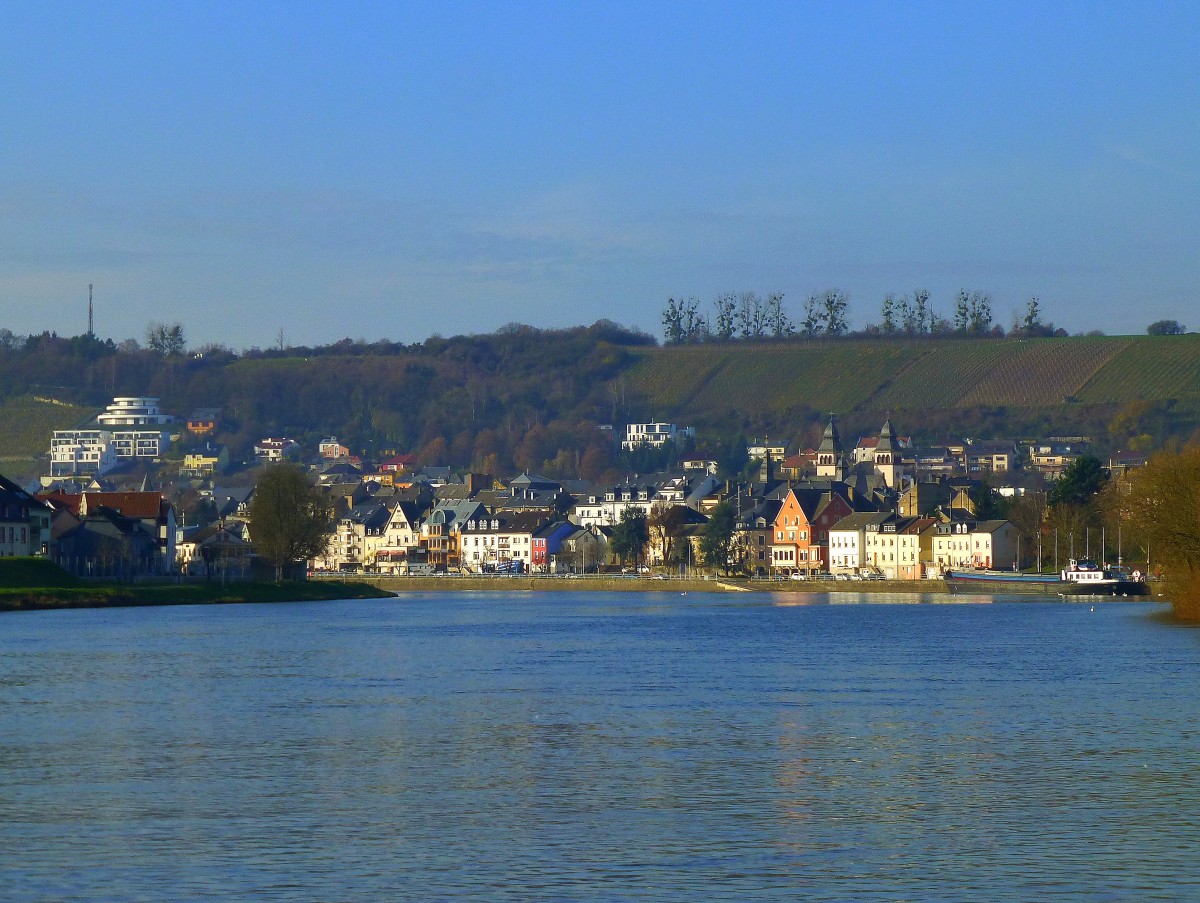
[956,336,1130,407]
[625,334,1200,417]
[625,342,926,415]
[1077,336,1200,403]
[0,395,93,461]
[867,341,1018,410]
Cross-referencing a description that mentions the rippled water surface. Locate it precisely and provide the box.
[1,592,1198,900]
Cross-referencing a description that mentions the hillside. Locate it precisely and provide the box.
[3,328,1198,481]
[623,335,1200,418]
[0,395,95,472]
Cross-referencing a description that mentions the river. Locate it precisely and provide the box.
[1,592,1197,900]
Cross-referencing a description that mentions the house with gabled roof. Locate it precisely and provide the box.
[459,510,547,573]
[77,491,176,568]
[420,500,488,571]
[770,485,855,575]
[0,472,53,558]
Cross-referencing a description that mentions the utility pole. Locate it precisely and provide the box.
[88,284,94,336]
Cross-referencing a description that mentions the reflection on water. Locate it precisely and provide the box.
[0,593,1196,900]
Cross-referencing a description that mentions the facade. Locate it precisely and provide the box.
[622,422,695,451]
[829,512,893,574]
[96,397,173,428]
[932,519,1021,572]
[770,486,854,575]
[50,430,119,477]
[319,437,350,459]
[0,473,53,557]
[816,417,847,480]
[182,443,229,476]
[186,408,221,435]
[459,511,546,572]
[52,396,173,474]
[255,438,300,462]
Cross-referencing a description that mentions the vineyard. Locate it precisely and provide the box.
[626,334,1200,418]
[0,396,94,461]
[1077,337,1200,403]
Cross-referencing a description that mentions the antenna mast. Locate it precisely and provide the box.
[88,284,94,336]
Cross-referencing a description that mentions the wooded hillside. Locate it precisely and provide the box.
[3,326,1198,480]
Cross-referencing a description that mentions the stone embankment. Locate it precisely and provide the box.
[356,575,955,594]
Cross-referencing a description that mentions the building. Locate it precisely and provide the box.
[318,437,350,459]
[186,408,221,435]
[816,417,847,480]
[770,486,854,575]
[622,422,695,451]
[459,511,547,572]
[50,429,118,477]
[254,438,300,462]
[182,443,229,476]
[0,473,53,557]
[96,397,173,428]
[931,519,1021,572]
[51,396,174,475]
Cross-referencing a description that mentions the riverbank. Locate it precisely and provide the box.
[358,574,956,594]
[0,579,392,613]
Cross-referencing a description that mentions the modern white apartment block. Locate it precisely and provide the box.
[622,422,695,451]
[50,430,119,476]
[51,396,174,474]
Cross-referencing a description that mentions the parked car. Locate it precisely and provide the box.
[789,572,807,581]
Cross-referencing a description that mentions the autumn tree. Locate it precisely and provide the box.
[648,502,692,566]
[1120,447,1200,618]
[610,507,649,568]
[700,500,737,574]
[248,464,333,581]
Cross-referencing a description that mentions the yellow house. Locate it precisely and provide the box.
[182,444,229,476]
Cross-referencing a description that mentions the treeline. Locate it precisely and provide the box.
[662,290,1071,344]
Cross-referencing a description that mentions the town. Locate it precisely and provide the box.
[0,393,1142,583]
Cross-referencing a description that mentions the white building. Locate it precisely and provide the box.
[50,429,119,476]
[622,422,694,451]
[932,520,1020,572]
[51,397,174,474]
[96,397,173,428]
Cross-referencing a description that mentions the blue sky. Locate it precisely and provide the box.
[2,2,1197,347]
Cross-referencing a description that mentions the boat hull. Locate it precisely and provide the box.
[944,571,1150,597]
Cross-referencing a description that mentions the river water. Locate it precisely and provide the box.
[1,592,1197,901]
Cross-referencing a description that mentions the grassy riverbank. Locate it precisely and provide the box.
[0,558,391,613]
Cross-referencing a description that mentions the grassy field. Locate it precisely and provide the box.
[625,334,1200,416]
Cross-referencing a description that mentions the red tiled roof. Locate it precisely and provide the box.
[80,491,166,520]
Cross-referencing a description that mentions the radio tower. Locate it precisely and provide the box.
[88,284,94,336]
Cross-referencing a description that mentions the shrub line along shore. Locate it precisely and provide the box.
[0,580,391,613]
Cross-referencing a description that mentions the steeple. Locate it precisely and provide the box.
[874,419,900,488]
[816,414,845,480]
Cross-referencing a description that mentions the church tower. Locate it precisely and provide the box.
[816,415,846,480]
[874,419,900,488]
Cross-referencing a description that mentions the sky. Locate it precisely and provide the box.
[2,1,1198,348]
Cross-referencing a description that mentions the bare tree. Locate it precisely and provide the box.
[712,292,738,339]
[737,291,768,339]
